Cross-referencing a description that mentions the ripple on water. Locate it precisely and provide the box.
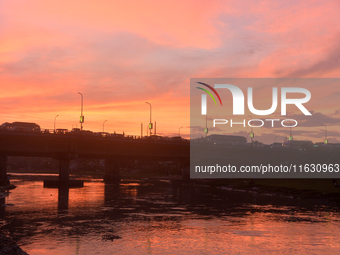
[2,177,340,255]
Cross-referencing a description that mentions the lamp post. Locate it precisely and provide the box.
[178,126,183,137]
[204,112,208,137]
[78,92,84,131]
[322,124,328,144]
[289,121,293,141]
[54,115,59,134]
[103,120,108,132]
[248,115,254,143]
[146,102,152,136]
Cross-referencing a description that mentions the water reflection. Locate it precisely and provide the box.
[0,194,5,218]
[58,187,69,212]
[1,175,340,254]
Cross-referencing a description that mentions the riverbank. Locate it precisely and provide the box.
[193,178,340,203]
[0,234,28,255]
[0,184,17,192]
[130,177,340,203]
[8,169,340,203]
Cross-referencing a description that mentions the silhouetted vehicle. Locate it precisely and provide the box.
[109,133,124,138]
[70,128,81,134]
[149,135,164,140]
[69,128,93,136]
[206,134,247,145]
[95,132,109,137]
[80,130,94,136]
[271,142,283,148]
[170,136,182,141]
[0,122,40,132]
[56,128,68,134]
[283,140,313,150]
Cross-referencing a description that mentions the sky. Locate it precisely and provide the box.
[0,0,340,142]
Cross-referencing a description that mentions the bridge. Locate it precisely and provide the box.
[0,130,190,187]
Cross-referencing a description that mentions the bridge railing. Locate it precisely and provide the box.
[1,127,189,143]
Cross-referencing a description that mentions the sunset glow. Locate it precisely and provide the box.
[1,0,340,142]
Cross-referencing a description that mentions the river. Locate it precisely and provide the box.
[1,174,340,254]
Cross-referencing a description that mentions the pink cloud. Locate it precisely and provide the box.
[0,0,340,141]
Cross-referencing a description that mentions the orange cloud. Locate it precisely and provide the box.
[0,0,340,142]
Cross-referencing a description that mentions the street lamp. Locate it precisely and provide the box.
[178,126,183,137]
[289,121,293,141]
[103,120,108,132]
[248,115,254,143]
[322,124,328,144]
[146,102,152,136]
[204,113,208,137]
[78,92,84,131]
[54,115,59,134]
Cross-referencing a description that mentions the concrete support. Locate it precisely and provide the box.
[59,158,70,181]
[178,159,190,182]
[104,158,121,184]
[104,184,120,206]
[44,155,83,188]
[0,155,8,186]
[0,196,5,218]
[182,165,190,181]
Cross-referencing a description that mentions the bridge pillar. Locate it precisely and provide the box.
[0,155,8,186]
[178,160,190,182]
[104,158,121,184]
[182,165,190,181]
[44,155,83,188]
[59,158,70,181]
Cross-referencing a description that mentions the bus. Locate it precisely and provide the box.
[0,122,41,132]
